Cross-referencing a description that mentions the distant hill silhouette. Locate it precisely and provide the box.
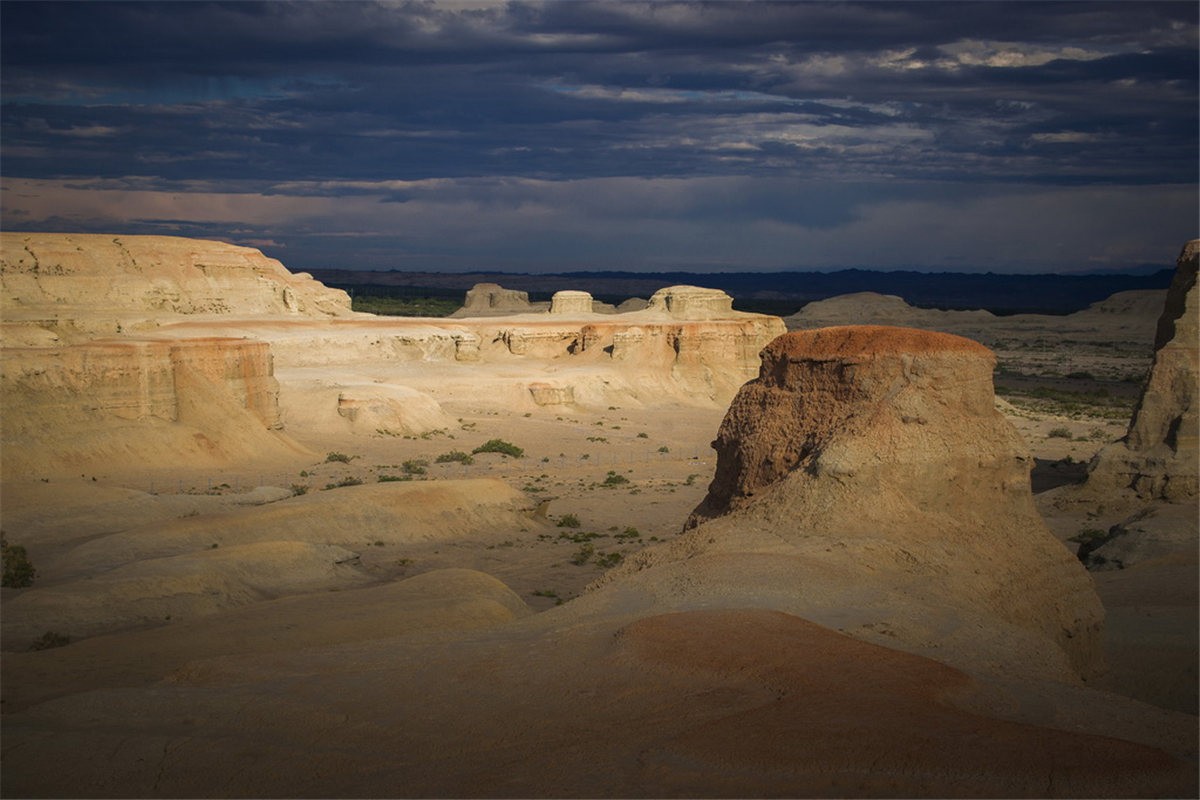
[309,267,1175,316]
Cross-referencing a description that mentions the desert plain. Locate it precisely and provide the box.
[0,232,1196,798]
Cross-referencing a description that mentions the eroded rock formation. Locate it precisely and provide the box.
[550,290,594,315]
[1086,241,1198,502]
[1,233,350,339]
[607,326,1104,681]
[449,282,541,317]
[1,336,304,475]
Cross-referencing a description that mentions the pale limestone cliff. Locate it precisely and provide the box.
[1,233,350,340]
[1,336,304,476]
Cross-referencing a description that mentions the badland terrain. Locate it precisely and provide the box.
[1,232,1196,797]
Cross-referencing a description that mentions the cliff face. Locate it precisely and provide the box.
[608,326,1105,681]
[1,337,300,476]
[1,233,350,337]
[1088,240,1198,502]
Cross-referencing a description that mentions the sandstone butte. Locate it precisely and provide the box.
[1086,239,1198,502]
[0,232,785,479]
[597,325,1105,684]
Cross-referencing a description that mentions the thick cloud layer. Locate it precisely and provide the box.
[2,1,1196,272]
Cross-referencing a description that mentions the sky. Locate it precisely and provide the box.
[1,0,1197,274]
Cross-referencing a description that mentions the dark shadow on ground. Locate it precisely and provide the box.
[1031,457,1090,493]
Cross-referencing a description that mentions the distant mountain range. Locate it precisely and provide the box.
[308,267,1175,316]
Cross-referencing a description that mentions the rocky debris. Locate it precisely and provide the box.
[0,233,350,336]
[527,382,575,406]
[1087,240,1198,502]
[549,290,594,315]
[449,282,544,317]
[607,325,1105,681]
[335,386,455,436]
[647,285,734,319]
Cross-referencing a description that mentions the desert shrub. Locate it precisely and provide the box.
[324,476,364,490]
[637,432,649,439]
[684,473,699,486]
[436,450,474,465]
[594,552,623,569]
[2,538,36,588]
[557,513,582,529]
[377,474,409,482]
[472,439,524,458]
[402,459,429,475]
[290,484,308,496]
[602,471,629,486]
[657,446,670,453]
[570,543,595,565]
[29,631,70,651]
[325,452,352,463]
[614,527,640,541]
[1047,427,1072,439]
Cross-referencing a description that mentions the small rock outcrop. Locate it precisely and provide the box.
[1087,240,1198,502]
[549,290,594,315]
[647,285,735,319]
[668,325,1104,680]
[450,283,540,317]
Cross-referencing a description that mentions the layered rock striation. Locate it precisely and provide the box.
[603,326,1104,681]
[1,233,350,339]
[1086,240,1198,502]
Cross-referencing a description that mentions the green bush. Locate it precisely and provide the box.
[602,471,629,486]
[377,474,409,482]
[325,452,352,463]
[557,513,582,529]
[402,459,429,475]
[1047,427,1072,439]
[472,439,524,458]
[2,538,36,588]
[29,631,70,651]
[435,450,475,465]
[570,543,595,566]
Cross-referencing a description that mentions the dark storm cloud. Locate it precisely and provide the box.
[2,1,1196,271]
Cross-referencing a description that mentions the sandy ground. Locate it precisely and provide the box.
[1,301,1196,797]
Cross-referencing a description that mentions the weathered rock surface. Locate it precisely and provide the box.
[647,284,734,319]
[549,289,594,314]
[1,233,350,338]
[602,326,1104,682]
[449,282,543,317]
[1086,240,1198,502]
[1,336,306,477]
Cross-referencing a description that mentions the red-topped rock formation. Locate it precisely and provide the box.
[689,325,1003,525]
[600,325,1105,681]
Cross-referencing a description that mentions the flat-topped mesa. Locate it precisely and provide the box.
[689,325,1001,525]
[1087,239,1198,502]
[679,324,1104,680]
[647,285,734,319]
[0,233,350,335]
[549,290,594,315]
[449,283,542,317]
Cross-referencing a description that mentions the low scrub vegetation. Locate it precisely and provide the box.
[472,439,524,458]
[2,537,36,588]
[435,450,475,465]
